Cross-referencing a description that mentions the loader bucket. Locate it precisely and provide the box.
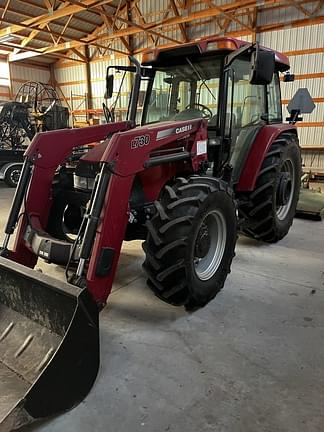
[0,257,99,431]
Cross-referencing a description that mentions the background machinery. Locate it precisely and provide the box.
[0,82,69,187]
[0,37,303,430]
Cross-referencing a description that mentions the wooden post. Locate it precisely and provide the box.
[84,45,93,120]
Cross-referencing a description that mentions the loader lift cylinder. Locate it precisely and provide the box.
[2,159,32,250]
[76,164,112,277]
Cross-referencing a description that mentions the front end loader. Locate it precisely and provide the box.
[0,38,303,430]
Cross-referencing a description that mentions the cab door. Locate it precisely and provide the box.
[225,56,267,184]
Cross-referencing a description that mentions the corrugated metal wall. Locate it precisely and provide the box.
[0,62,51,102]
[10,63,51,97]
[258,20,324,171]
[0,85,10,101]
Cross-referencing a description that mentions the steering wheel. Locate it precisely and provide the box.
[102,102,114,123]
[185,103,212,119]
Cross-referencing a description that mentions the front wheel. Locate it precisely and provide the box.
[143,176,237,309]
[238,133,301,243]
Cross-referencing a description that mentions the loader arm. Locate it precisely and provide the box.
[5,122,133,266]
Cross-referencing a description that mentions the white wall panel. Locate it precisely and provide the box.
[289,54,324,75]
[10,63,51,98]
[258,24,324,52]
[258,5,304,27]
[0,85,10,101]
[259,21,324,168]
[281,79,323,100]
[10,64,50,84]
[302,151,324,170]
[54,64,84,84]
[296,127,324,147]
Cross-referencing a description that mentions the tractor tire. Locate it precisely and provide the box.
[238,133,301,243]
[142,176,237,309]
[4,164,22,187]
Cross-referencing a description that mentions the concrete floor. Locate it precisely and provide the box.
[1,183,324,432]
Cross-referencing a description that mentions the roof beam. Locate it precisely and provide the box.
[43,0,54,13]
[71,47,88,62]
[8,25,130,62]
[105,0,275,39]
[286,0,312,17]
[0,14,81,48]
[111,0,123,29]
[154,2,174,46]
[99,5,131,52]
[133,3,155,45]
[112,14,183,45]
[170,0,189,42]
[311,0,324,16]
[0,3,91,36]
[8,0,323,63]
[56,14,73,44]
[2,40,85,62]
[201,0,254,32]
[14,0,98,26]
[0,0,111,38]
[68,0,183,46]
[12,1,71,54]
[0,0,12,27]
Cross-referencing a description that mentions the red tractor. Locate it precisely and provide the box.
[0,37,301,430]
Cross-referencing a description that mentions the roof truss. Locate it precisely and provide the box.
[0,0,321,63]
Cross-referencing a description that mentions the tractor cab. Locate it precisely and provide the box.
[105,37,289,185]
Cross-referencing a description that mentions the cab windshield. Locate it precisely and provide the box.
[143,56,223,126]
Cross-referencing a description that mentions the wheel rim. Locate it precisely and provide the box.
[276,158,295,221]
[194,210,227,281]
[9,169,21,186]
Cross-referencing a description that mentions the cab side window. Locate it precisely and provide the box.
[227,58,266,134]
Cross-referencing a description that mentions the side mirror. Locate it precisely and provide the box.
[250,48,275,85]
[105,74,114,99]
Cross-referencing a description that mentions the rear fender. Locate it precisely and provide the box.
[236,124,297,192]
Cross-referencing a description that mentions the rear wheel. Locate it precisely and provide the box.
[238,134,301,243]
[143,176,237,309]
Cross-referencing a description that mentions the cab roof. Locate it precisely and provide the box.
[142,36,290,72]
